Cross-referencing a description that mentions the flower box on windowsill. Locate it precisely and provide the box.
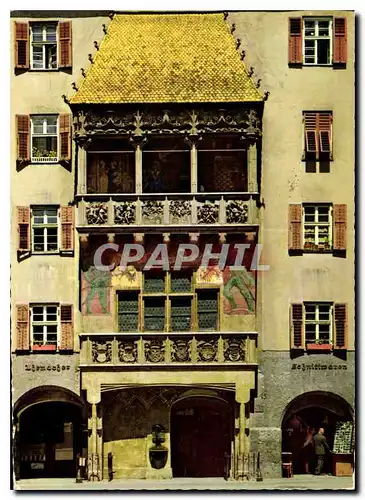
[32,344,57,352]
[304,242,317,250]
[304,243,331,252]
[317,243,331,250]
[306,343,332,352]
[31,157,58,163]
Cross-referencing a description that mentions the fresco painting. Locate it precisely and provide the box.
[81,266,112,315]
[223,268,256,315]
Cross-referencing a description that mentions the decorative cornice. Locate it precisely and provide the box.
[72,106,262,139]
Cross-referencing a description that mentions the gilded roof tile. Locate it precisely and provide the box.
[70,13,262,104]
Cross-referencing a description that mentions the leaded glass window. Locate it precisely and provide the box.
[118,291,139,332]
[170,297,192,332]
[197,290,219,331]
[170,273,192,293]
[144,273,166,293]
[144,297,165,331]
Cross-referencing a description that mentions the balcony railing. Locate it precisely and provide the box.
[76,193,259,229]
[80,332,258,366]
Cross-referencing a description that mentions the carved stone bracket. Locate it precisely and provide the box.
[141,200,164,224]
[114,202,136,225]
[86,202,108,225]
[118,340,138,363]
[92,341,112,363]
[145,339,166,363]
[80,233,89,247]
[224,337,246,362]
[169,200,191,224]
[197,338,218,362]
[226,200,249,224]
[197,201,219,224]
[171,338,192,362]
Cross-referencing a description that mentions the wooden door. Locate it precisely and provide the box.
[171,398,232,477]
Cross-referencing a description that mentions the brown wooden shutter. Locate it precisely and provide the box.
[334,303,348,349]
[60,304,73,350]
[16,304,30,350]
[304,112,332,158]
[16,115,30,162]
[318,113,332,155]
[333,17,347,65]
[288,18,302,65]
[288,204,302,251]
[333,204,347,251]
[17,206,31,252]
[59,114,71,161]
[14,22,29,69]
[291,303,304,348]
[304,112,318,158]
[60,206,74,252]
[58,21,72,68]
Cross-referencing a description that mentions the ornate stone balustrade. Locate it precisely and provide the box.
[80,332,258,366]
[76,194,258,230]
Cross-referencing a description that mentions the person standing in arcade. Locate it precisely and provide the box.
[313,427,331,475]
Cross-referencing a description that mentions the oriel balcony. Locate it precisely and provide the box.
[75,135,260,232]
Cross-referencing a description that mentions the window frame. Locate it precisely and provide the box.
[303,17,333,66]
[142,272,195,333]
[30,22,58,71]
[116,271,220,333]
[31,205,59,253]
[303,204,332,251]
[30,304,59,349]
[31,114,59,163]
[304,302,333,346]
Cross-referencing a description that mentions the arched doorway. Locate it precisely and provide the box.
[171,396,233,478]
[13,386,86,479]
[281,391,353,476]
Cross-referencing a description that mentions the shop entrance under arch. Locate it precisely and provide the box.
[13,387,87,479]
[281,391,353,476]
[171,396,233,478]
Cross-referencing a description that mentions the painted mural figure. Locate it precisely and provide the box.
[145,161,164,192]
[83,266,111,314]
[223,268,255,313]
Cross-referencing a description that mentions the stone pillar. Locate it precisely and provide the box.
[87,387,101,481]
[235,385,251,480]
[77,140,88,194]
[247,142,258,193]
[190,142,198,193]
[96,406,103,480]
[135,144,143,194]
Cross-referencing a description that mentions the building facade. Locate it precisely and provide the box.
[11,10,354,483]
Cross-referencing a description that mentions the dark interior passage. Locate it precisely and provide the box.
[16,401,84,479]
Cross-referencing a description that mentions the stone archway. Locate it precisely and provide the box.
[13,386,86,479]
[170,396,233,478]
[281,391,353,476]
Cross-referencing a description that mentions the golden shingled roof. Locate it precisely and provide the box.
[70,13,263,104]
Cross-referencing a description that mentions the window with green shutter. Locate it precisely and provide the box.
[197,290,219,331]
[170,272,192,293]
[144,272,166,293]
[171,297,192,332]
[144,296,165,331]
[118,291,139,332]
